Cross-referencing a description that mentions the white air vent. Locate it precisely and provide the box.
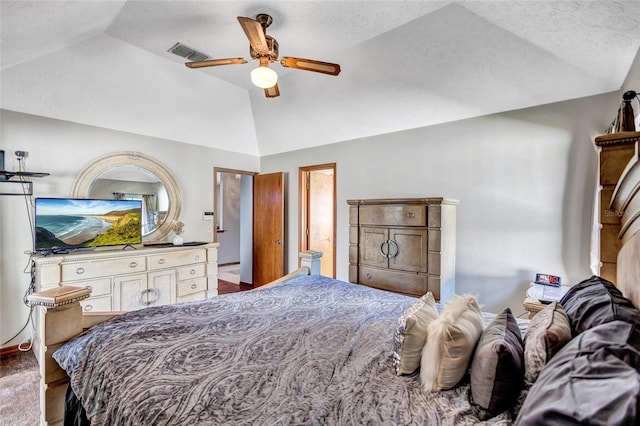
[167,42,209,62]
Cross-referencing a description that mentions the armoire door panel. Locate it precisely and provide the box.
[389,228,428,272]
[359,227,388,268]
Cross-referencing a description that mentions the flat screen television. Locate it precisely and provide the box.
[34,198,143,253]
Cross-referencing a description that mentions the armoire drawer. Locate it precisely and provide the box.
[359,266,428,297]
[148,249,206,270]
[176,263,206,281]
[61,256,146,281]
[359,205,427,227]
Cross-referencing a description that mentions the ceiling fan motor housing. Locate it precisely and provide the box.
[250,35,279,61]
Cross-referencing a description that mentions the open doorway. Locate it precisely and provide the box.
[214,168,286,288]
[299,164,336,277]
[214,168,255,286]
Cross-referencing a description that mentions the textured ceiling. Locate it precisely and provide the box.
[2,1,640,156]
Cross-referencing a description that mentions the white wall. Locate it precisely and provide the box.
[1,58,636,346]
[260,90,626,315]
[0,110,259,347]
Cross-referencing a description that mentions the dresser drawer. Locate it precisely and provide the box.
[177,277,207,297]
[359,205,427,227]
[177,291,206,304]
[359,266,428,297]
[176,263,206,281]
[147,249,206,270]
[80,295,112,312]
[83,278,111,297]
[61,256,146,281]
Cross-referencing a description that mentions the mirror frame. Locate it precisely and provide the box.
[72,152,182,243]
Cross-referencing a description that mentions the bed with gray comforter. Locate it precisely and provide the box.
[54,275,517,425]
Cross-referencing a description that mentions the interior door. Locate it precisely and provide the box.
[253,172,285,286]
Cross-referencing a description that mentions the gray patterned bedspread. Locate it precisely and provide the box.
[54,275,519,425]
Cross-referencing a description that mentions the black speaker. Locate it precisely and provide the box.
[0,150,5,180]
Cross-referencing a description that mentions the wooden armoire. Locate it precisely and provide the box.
[348,198,457,301]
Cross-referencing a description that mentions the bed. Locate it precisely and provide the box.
[29,133,640,425]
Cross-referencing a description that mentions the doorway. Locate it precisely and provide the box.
[214,168,255,285]
[299,164,336,277]
[214,168,286,287]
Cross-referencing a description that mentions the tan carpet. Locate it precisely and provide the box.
[0,350,39,425]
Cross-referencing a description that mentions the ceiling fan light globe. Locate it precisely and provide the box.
[251,66,278,89]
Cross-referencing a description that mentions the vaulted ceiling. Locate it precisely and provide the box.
[2,1,639,156]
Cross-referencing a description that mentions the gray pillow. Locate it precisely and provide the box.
[421,294,483,391]
[560,275,640,335]
[470,307,524,418]
[523,301,571,385]
[392,292,438,375]
[516,320,640,426]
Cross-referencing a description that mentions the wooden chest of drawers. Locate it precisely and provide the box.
[348,198,457,301]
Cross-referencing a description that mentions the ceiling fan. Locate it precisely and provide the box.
[185,13,341,98]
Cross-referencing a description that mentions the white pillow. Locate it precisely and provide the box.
[392,292,439,375]
[420,294,483,391]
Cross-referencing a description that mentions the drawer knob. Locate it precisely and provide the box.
[84,304,93,312]
[76,267,85,275]
[158,259,165,265]
[407,212,415,218]
[129,261,138,268]
[191,283,197,290]
[366,273,372,279]
[190,269,196,275]
[86,286,92,291]
[194,255,200,261]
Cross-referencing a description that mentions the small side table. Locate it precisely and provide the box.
[523,297,547,319]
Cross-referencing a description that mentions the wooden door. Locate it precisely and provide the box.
[253,172,285,286]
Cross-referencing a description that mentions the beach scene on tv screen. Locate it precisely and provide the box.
[35,199,142,249]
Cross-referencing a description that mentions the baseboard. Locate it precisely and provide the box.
[0,344,25,357]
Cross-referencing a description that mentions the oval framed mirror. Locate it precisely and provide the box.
[72,152,181,242]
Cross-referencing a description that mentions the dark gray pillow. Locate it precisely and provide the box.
[470,307,524,418]
[560,275,640,336]
[523,302,571,385]
[516,320,640,426]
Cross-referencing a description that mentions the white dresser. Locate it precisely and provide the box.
[32,243,219,312]
[30,243,218,419]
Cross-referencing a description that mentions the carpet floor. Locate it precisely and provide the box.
[0,349,39,426]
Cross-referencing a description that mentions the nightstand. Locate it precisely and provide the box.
[523,297,547,319]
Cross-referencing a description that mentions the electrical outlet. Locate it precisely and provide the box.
[205,224,213,233]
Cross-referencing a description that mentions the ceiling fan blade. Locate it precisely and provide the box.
[237,16,270,55]
[264,84,280,98]
[280,57,341,76]
[186,58,247,69]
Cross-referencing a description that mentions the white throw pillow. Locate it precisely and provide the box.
[420,294,483,391]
